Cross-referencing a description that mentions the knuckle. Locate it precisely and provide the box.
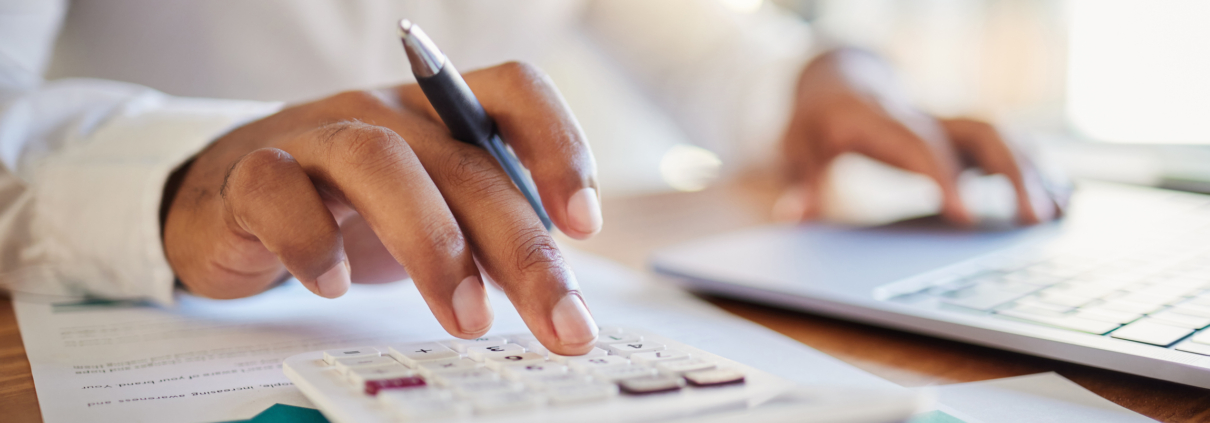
[496,60,550,87]
[418,212,467,259]
[955,119,1000,141]
[223,148,295,202]
[441,148,508,196]
[506,226,565,275]
[323,121,412,169]
[330,90,391,111]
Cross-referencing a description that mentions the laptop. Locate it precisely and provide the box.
[650,181,1210,389]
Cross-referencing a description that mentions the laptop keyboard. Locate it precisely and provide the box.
[886,232,1210,355]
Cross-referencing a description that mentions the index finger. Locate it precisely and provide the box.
[830,101,975,226]
[940,118,1060,224]
[399,62,603,240]
[346,92,600,355]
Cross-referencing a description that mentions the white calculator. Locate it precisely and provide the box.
[283,327,922,423]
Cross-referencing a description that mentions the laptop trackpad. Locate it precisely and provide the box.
[651,217,1057,299]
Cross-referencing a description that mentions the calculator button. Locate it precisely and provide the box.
[618,375,685,395]
[415,358,482,376]
[451,380,525,398]
[467,344,526,362]
[378,387,453,406]
[520,373,595,390]
[389,342,460,368]
[430,369,500,387]
[348,365,414,387]
[386,397,469,421]
[506,333,539,348]
[525,340,549,357]
[629,349,690,365]
[591,364,659,382]
[322,347,380,365]
[447,336,510,353]
[484,352,546,370]
[567,355,630,372]
[655,358,716,375]
[596,333,642,348]
[501,363,568,380]
[598,326,625,336]
[365,376,426,395]
[684,368,746,387]
[548,347,609,363]
[469,391,545,414]
[545,383,619,405]
[334,356,398,374]
[606,342,665,357]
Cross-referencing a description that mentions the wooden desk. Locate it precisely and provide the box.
[2,175,1209,422]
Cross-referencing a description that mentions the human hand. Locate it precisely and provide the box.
[161,62,602,354]
[778,49,1066,225]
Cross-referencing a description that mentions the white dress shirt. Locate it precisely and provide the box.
[0,0,812,304]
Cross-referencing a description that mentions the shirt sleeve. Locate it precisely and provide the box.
[581,0,818,172]
[0,0,281,305]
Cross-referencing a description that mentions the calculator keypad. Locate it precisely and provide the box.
[320,328,746,419]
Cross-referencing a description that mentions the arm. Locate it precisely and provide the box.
[0,0,281,303]
[581,0,814,170]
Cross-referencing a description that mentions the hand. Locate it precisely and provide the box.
[161,62,602,354]
[778,49,1066,225]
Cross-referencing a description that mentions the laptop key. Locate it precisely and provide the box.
[1110,320,1194,347]
[1032,291,1092,308]
[995,309,1119,334]
[1072,308,1143,325]
[1170,303,1210,318]
[1174,341,1210,356]
[1148,310,1210,329]
[1188,330,1210,346]
[1098,299,1165,315]
[940,284,1036,311]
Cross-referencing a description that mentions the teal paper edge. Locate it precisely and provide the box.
[217,404,330,423]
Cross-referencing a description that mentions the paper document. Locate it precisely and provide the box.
[15,248,894,423]
[917,372,1155,423]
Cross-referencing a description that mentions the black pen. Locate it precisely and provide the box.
[397,19,553,231]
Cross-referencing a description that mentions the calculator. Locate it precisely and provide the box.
[283,326,921,422]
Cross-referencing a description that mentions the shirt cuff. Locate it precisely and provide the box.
[29,88,281,305]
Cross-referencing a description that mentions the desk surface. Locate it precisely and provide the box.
[2,175,1210,422]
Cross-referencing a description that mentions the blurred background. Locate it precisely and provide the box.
[44,0,1210,222]
[570,0,1208,230]
[543,0,1210,211]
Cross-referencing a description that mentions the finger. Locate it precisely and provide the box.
[940,119,1058,224]
[384,112,599,355]
[776,106,832,222]
[282,118,492,339]
[846,108,974,225]
[219,148,349,298]
[400,62,602,240]
[341,215,409,284]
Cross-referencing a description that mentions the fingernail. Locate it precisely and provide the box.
[316,260,351,298]
[452,275,493,334]
[566,187,602,238]
[772,186,808,222]
[551,293,598,347]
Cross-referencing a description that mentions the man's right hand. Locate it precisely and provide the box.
[161,62,603,355]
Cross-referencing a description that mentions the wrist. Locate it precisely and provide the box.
[159,156,196,240]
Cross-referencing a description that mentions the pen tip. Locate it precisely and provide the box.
[398,19,413,36]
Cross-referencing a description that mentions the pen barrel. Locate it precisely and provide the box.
[415,63,495,147]
[414,62,554,230]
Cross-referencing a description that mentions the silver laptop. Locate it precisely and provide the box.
[650,182,1210,389]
